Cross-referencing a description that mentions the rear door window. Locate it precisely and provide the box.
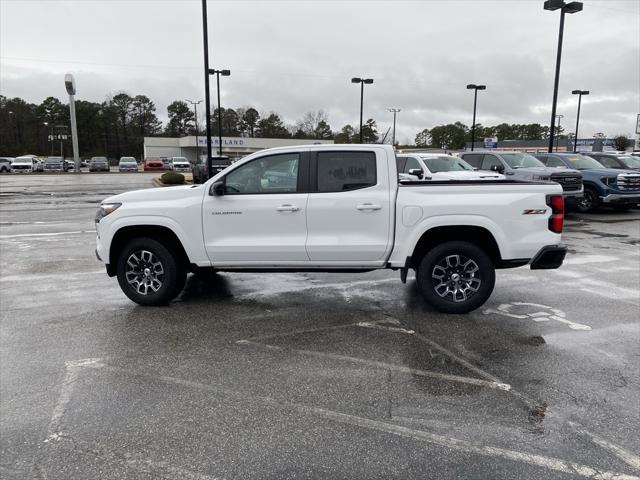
[316,151,376,192]
[461,154,482,168]
[481,154,503,170]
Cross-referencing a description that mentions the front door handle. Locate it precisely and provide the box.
[277,204,300,212]
[356,203,382,211]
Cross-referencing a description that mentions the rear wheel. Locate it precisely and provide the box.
[576,187,598,213]
[116,237,186,306]
[416,241,495,314]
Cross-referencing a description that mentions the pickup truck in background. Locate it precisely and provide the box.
[396,153,505,181]
[95,145,567,313]
[534,153,640,212]
[458,151,583,198]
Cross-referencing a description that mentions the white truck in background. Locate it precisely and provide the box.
[95,144,567,313]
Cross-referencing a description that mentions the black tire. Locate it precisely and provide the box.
[116,237,186,306]
[576,187,598,213]
[415,241,495,314]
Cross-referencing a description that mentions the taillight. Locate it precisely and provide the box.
[546,195,564,234]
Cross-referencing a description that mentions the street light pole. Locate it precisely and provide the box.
[571,89,589,152]
[555,114,564,151]
[186,99,202,163]
[201,0,213,178]
[209,69,231,156]
[466,84,486,151]
[351,77,374,143]
[388,108,400,146]
[544,0,584,153]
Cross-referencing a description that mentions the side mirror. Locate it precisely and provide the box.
[210,180,225,196]
[491,165,504,174]
[408,168,424,179]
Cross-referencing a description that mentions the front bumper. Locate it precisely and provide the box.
[530,244,567,270]
[601,193,640,205]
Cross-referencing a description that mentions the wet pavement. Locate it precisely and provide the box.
[1,173,639,480]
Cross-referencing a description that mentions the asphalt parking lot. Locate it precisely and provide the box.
[1,173,639,480]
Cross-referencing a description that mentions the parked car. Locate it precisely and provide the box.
[65,159,76,171]
[171,157,191,173]
[161,157,173,171]
[192,155,232,184]
[81,159,90,168]
[143,159,165,172]
[458,151,583,198]
[587,152,640,171]
[43,157,65,172]
[89,156,110,172]
[534,153,640,212]
[396,153,505,181]
[118,157,138,173]
[95,144,568,313]
[0,157,14,173]
[11,156,38,173]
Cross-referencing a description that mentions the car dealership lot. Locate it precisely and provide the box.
[1,174,638,479]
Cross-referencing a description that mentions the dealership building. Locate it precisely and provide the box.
[143,136,334,162]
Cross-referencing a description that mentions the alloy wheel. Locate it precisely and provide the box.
[431,254,481,303]
[125,250,165,295]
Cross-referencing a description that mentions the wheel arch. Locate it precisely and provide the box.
[409,225,503,270]
[107,225,191,277]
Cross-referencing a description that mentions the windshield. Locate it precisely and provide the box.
[120,157,135,162]
[565,155,605,169]
[422,156,473,173]
[500,153,545,168]
[92,157,107,162]
[618,156,640,168]
[45,159,62,164]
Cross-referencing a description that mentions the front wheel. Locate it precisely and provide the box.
[576,188,599,213]
[415,241,495,314]
[116,237,186,306]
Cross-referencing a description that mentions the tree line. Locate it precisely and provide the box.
[0,93,630,158]
[0,94,380,158]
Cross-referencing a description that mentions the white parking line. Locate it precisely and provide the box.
[236,339,512,391]
[44,358,103,443]
[569,421,640,470]
[0,230,93,239]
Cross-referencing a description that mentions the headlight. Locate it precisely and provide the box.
[533,175,551,181]
[600,176,617,186]
[95,203,121,223]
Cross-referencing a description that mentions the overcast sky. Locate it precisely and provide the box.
[1,0,638,144]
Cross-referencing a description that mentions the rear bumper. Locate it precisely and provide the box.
[601,193,640,204]
[530,244,567,270]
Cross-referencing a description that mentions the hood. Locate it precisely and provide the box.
[578,168,634,176]
[11,160,33,166]
[431,171,505,180]
[102,184,203,204]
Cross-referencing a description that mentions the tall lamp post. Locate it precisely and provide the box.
[208,69,231,156]
[555,114,564,151]
[351,77,374,143]
[387,108,400,146]
[544,0,583,153]
[466,84,486,151]
[571,90,589,152]
[64,74,80,171]
[186,99,203,163]
[201,0,213,178]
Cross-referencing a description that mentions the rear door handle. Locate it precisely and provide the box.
[277,204,300,212]
[356,203,381,211]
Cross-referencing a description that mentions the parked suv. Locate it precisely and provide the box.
[192,155,232,184]
[11,156,38,173]
[587,152,640,171]
[459,151,583,198]
[171,157,191,173]
[534,153,640,212]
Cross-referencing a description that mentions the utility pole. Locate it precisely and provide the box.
[64,74,80,171]
[388,108,400,146]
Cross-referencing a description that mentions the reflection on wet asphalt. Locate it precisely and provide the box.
[1,174,639,480]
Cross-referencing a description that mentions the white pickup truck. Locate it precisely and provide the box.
[95,144,567,313]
